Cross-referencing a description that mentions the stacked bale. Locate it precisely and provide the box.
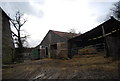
[78,46,97,55]
[57,42,68,59]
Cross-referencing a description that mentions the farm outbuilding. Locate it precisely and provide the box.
[1,8,15,64]
[68,17,120,58]
[40,30,78,58]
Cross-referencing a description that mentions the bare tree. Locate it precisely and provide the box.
[69,28,76,34]
[111,1,120,20]
[78,31,81,35]
[10,11,28,60]
[69,28,81,34]
[68,28,81,38]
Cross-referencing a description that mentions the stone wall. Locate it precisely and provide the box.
[57,42,68,59]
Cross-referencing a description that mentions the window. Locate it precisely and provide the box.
[50,44,57,50]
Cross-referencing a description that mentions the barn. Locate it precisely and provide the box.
[1,8,15,64]
[68,17,120,58]
[40,30,77,58]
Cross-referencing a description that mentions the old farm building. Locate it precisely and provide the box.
[68,17,120,58]
[1,8,15,64]
[39,30,78,59]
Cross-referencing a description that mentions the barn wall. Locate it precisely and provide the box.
[106,31,120,57]
[40,48,46,59]
[2,10,15,64]
[40,31,67,58]
[57,42,68,59]
[49,42,68,59]
[40,31,66,47]
[0,8,2,66]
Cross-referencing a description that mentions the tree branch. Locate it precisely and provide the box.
[21,35,29,39]
[10,20,19,31]
[20,19,27,27]
[11,31,18,37]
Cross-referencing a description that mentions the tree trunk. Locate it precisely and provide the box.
[17,30,24,61]
[18,30,23,49]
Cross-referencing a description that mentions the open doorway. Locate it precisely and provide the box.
[45,47,48,57]
[50,44,57,58]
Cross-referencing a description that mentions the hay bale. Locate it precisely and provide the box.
[78,46,97,55]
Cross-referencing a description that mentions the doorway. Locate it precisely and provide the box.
[45,47,48,57]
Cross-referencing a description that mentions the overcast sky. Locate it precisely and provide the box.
[0,0,119,47]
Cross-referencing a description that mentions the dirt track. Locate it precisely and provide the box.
[2,54,119,79]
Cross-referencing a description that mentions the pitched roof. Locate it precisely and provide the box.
[39,30,79,46]
[50,30,78,40]
[0,7,11,20]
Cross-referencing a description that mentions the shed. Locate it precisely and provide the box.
[68,17,120,58]
[40,30,78,58]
